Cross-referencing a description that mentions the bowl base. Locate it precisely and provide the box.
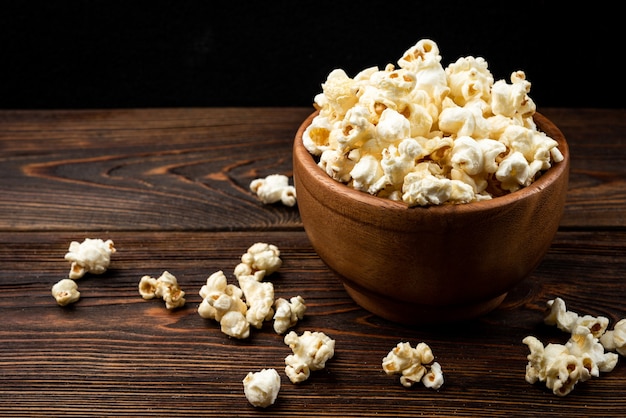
[342,279,507,324]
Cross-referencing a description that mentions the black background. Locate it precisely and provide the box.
[1,1,622,109]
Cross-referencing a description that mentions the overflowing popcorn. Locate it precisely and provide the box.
[523,297,621,396]
[51,278,81,306]
[304,39,563,206]
[198,243,306,338]
[382,342,444,389]
[243,368,281,408]
[284,330,335,383]
[64,238,116,279]
[138,271,186,310]
[250,174,297,207]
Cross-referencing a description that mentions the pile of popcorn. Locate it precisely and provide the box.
[303,39,564,206]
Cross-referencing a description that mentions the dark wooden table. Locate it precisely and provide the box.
[1,107,625,417]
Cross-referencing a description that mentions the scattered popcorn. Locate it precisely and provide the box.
[250,174,297,207]
[64,238,116,279]
[523,297,621,396]
[238,275,275,329]
[523,335,591,396]
[198,270,249,338]
[243,368,281,408]
[220,310,250,339]
[304,38,563,206]
[138,271,186,310]
[422,361,444,389]
[238,242,283,279]
[273,296,307,335]
[198,243,305,340]
[565,325,618,377]
[544,297,609,338]
[51,278,80,306]
[284,330,335,383]
[600,319,626,356]
[382,342,443,389]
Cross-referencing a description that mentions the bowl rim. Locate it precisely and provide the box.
[294,110,570,215]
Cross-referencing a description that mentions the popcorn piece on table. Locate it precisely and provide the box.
[250,174,297,207]
[243,368,281,408]
[238,274,275,329]
[197,270,249,339]
[544,297,609,338]
[523,335,591,397]
[236,242,282,280]
[422,361,444,389]
[273,296,307,335]
[51,278,80,306]
[522,328,619,397]
[64,238,116,279]
[219,310,251,340]
[565,325,618,377]
[138,271,186,310]
[382,341,443,389]
[284,330,335,384]
[600,318,626,356]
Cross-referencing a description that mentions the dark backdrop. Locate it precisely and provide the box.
[1,1,622,109]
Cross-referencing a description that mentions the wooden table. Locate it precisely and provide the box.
[1,107,625,417]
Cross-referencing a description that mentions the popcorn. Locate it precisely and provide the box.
[273,296,307,335]
[138,271,186,310]
[523,335,591,396]
[284,330,335,383]
[243,368,281,408]
[445,56,493,107]
[523,297,621,396]
[566,325,618,377]
[544,297,609,338]
[250,174,297,207]
[237,242,282,279]
[198,243,304,339]
[382,342,443,389]
[197,270,249,339]
[600,319,626,356]
[306,38,563,206]
[238,275,275,329]
[64,238,116,279]
[51,278,80,306]
[402,162,475,206]
[219,310,250,339]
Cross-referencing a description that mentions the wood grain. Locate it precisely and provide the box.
[1,108,625,417]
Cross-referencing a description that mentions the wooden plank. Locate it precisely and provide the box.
[0,230,625,416]
[1,108,625,231]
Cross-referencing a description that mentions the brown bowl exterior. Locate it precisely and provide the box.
[293,111,570,324]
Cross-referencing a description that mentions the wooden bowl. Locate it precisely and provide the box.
[293,111,570,324]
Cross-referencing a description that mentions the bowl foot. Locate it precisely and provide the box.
[342,281,507,325]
